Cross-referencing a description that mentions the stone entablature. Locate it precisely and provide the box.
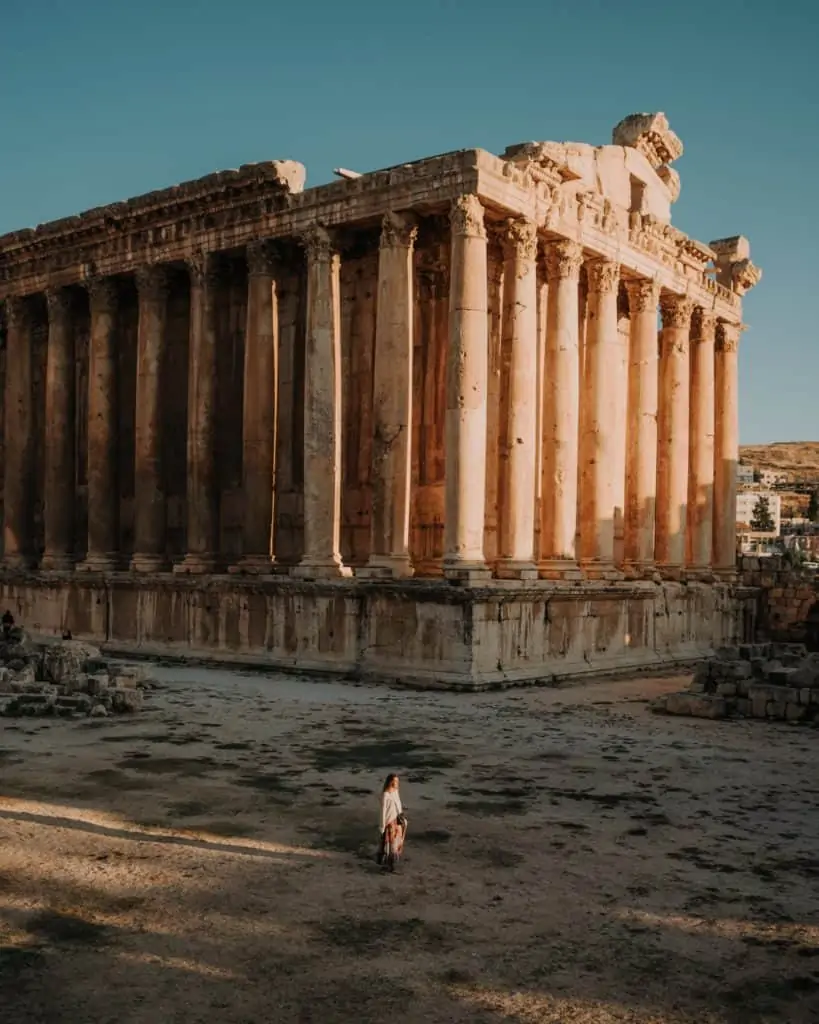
[0,113,760,597]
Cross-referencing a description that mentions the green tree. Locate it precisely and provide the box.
[750,496,776,533]
[808,489,819,523]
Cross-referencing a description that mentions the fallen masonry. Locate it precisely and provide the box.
[0,625,157,718]
[653,642,819,724]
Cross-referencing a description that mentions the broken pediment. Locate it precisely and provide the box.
[612,113,683,169]
[708,236,762,295]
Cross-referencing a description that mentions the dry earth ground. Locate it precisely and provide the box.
[1,666,819,1023]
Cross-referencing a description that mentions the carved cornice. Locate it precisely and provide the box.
[379,211,418,250]
[87,276,119,314]
[302,225,335,262]
[585,258,619,295]
[716,320,742,353]
[624,278,660,314]
[501,217,537,264]
[543,239,583,282]
[246,240,280,278]
[660,293,695,329]
[135,264,170,303]
[691,307,717,342]
[450,194,485,239]
[45,287,71,324]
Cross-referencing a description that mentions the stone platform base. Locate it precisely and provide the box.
[0,572,758,691]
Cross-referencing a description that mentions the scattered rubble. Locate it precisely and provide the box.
[653,642,819,724]
[0,615,157,718]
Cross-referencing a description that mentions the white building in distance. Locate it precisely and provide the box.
[736,491,782,536]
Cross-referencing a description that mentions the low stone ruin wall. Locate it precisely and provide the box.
[0,627,156,718]
[653,642,819,724]
[738,556,819,646]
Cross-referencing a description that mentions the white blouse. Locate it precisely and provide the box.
[381,790,403,832]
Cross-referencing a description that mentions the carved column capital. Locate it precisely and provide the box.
[585,257,620,295]
[501,217,537,264]
[302,225,336,262]
[135,264,169,302]
[246,240,280,278]
[543,239,583,282]
[379,211,418,250]
[87,277,119,314]
[660,293,695,329]
[3,296,27,330]
[691,307,718,342]
[716,320,743,353]
[45,287,71,324]
[624,277,660,314]
[186,249,221,288]
[450,194,486,239]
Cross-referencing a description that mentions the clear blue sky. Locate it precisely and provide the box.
[2,0,816,444]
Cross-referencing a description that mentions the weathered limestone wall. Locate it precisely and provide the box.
[0,575,754,690]
[739,556,819,646]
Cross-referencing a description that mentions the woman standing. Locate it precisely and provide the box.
[378,773,407,872]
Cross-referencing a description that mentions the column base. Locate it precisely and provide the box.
[538,558,583,581]
[76,553,120,573]
[357,554,414,580]
[2,554,32,571]
[291,557,352,580]
[40,553,75,572]
[495,559,538,581]
[228,555,275,575]
[442,558,492,585]
[712,566,738,583]
[623,561,660,582]
[174,554,218,575]
[580,559,624,581]
[686,565,717,582]
[130,553,168,573]
[656,563,684,581]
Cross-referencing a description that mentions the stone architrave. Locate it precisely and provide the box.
[363,211,418,578]
[42,288,76,570]
[496,217,538,579]
[176,252,220,574]
[687,307,717,573]
[2,297,34,569]
[233,242,280,574]
[131,265,169,572]
[655,293,695,575]
[443,194,490,582]
[78,278,120,571]
[539,239,583,578]
[713,320,742,575]
[623,278,660,572]
[292,227,351,578]
[579,258,621,574]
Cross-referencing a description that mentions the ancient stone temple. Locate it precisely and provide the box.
[0,113,762,688]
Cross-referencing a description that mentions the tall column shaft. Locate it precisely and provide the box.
[42,288,76,570]
[539,239,583,577]
[443,194,490,581]
[131,266,168,572]
[2,298,34,568]
[713,321,741,574]
[176,253,219,573]
[655,294,694,574]
[364,212,417,578]
[623,278,660,571]
[79,279,120,571]
[496,218,538,579]
[293,227,350,578]
[687,308,716,572]
[234,243,279,573]
[579,258,621,573]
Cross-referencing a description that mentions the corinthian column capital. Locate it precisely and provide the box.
[625,277,660,314]
[544,239,583,282]
[302,225,336,262]
[691,307,718,342]
[501,217,537,263]
[87,277,119,314]
[660,293,695,329]
[716,320,743,353]
[585,257,620,295]
[3,296,26,330]
[45,287,71,324]
[135,264,169,302]
[246,240,280,277]
[450,194,486,239]
[379,211,418,250]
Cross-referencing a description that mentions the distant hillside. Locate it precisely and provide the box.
[739,442,819,481]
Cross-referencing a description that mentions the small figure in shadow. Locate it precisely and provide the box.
[1,610,15,641]
[376,773,408,873]
[61,629,73,641]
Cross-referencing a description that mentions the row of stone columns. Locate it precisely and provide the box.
[1,194,740,580]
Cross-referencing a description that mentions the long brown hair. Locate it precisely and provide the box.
[382,773,398,793]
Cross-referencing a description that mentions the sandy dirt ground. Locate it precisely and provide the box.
[1,665,819,1024]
